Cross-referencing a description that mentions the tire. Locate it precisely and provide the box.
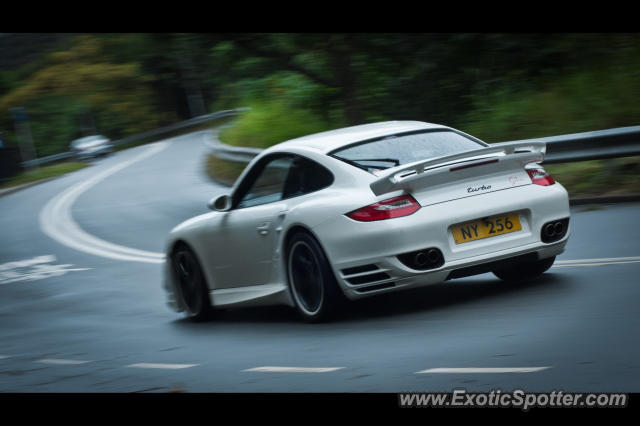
[172,245,213,321]
[493,256,556,282]
[286,232,345,322]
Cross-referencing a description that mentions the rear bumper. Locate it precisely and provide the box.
[311,183,570,299]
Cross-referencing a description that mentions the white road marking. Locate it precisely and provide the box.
[37,359,93,365]
[553,260,640,268]
[0,255,90,285]
[555,256,640,264]
[244,366,345,373]
[0,255,56,271]
[416,367,551,374]
[126,363,198,370]
[39,142,169,264]
[0,355,10,360]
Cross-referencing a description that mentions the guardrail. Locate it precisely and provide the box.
[506,125,640,164]
[21,108,249,168]
[206,124,640,165]
[206,130,263,163]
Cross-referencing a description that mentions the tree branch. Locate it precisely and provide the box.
[232,37,337,88]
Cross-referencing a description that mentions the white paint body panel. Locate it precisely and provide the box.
[162,121,570,312]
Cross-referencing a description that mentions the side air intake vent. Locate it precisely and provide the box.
[341,264,378,276]
[346,272,391,285]
[341,264,396,289]
[354,282,396,293]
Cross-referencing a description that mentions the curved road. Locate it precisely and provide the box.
[0,131,639,392]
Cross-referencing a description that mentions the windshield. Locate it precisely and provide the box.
[331,130,485,173]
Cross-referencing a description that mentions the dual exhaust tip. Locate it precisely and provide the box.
[398,247,444,271]
[541,218,569,243]
[414,249,442,267]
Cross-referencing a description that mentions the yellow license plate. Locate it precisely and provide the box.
[451,213,522,244]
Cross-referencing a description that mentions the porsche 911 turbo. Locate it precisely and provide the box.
[163,121,570,322]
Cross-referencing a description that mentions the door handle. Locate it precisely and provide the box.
[257,222,270,235]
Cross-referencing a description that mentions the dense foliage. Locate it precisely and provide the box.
[1,33,639,155]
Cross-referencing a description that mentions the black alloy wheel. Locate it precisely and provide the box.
[287,232,345,322]
[172,245,212,321]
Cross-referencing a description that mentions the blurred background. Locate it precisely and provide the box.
[1,33,640,394]
[1,33,639,196]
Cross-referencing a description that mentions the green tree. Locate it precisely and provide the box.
[0,35,161,155]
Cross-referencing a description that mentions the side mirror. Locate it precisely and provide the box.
[208,194,231,212]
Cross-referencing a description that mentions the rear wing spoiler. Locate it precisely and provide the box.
[369,140,546,196]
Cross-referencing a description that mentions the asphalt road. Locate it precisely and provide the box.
[1,131,639,393]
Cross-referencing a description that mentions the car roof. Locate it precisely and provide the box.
[274,121,450,154]
[72,135,105,144]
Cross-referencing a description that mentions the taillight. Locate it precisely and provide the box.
[347,195,421,222]
[526,166,555,186]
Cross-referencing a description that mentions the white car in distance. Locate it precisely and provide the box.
[70,135,113,160]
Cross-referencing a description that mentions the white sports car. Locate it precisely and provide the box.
[163,121,570,322]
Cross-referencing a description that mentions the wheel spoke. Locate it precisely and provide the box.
[290,242,323,313]
[174,250,202,314]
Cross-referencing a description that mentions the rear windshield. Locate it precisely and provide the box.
[331,130,485,173]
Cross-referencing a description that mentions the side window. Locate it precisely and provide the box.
[236,156,294,209]
[282,156,334,199]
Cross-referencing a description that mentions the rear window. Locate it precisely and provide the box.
[331,130,485,173]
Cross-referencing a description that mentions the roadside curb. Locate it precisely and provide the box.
[207,174,235,188]
[569,194,640,206]
[0,178,57,199]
